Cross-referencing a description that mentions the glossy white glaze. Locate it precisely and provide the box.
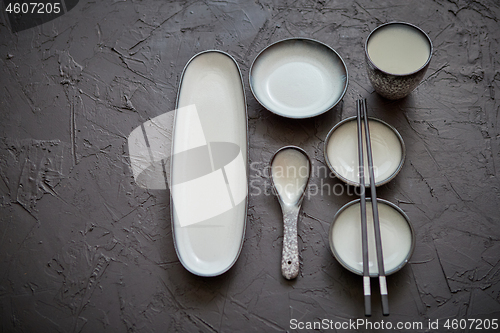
[251,39,347,118]
[326,118,403,186]
[331,200,413,275]
[271,148,310,205]
[172,51,247,276]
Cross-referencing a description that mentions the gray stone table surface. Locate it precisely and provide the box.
[1,0,499,332]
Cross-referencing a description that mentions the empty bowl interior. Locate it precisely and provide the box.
[329,199,414,276]
[324,116,405,186]
[250,38,348,118]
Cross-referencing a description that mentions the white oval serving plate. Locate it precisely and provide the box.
[329,198,415,276]
[324,116,405,186]
[171,50,248,277]
[249,38,348,118]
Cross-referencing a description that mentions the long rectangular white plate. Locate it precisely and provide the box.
[171,50,248,276]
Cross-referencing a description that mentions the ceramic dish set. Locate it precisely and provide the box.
[169,21,432,314]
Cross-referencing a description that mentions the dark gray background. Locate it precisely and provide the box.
[1,0,499,332]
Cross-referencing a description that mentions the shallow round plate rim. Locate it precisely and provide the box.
[324,116,406,187]
[328,198,415,276]
[249,37,348,119]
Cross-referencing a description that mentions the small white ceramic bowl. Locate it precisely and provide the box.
[249,38,348,118]
[329,198,415,276]
[324,116,405,187]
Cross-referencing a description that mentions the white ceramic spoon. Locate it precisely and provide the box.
[271,146,311,279]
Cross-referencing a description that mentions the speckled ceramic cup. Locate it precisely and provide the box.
[365,22,432,100]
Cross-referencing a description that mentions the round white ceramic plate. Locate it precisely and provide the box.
[324,116,405,186]
[329,199,414,276]
[250,38,348,118]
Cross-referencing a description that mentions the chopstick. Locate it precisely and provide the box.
[360,98,390,316]
[356,99,371,317]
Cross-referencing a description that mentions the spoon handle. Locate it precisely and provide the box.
[281,205,301,280]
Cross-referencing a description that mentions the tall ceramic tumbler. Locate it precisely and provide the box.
[365,22,433,100]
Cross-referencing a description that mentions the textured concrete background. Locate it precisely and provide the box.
[1,0,499,332]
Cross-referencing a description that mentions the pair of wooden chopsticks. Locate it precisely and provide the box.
[356,98,389,317]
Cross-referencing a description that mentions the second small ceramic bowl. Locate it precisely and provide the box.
[329,198,415,276]
[250,38,348,118]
